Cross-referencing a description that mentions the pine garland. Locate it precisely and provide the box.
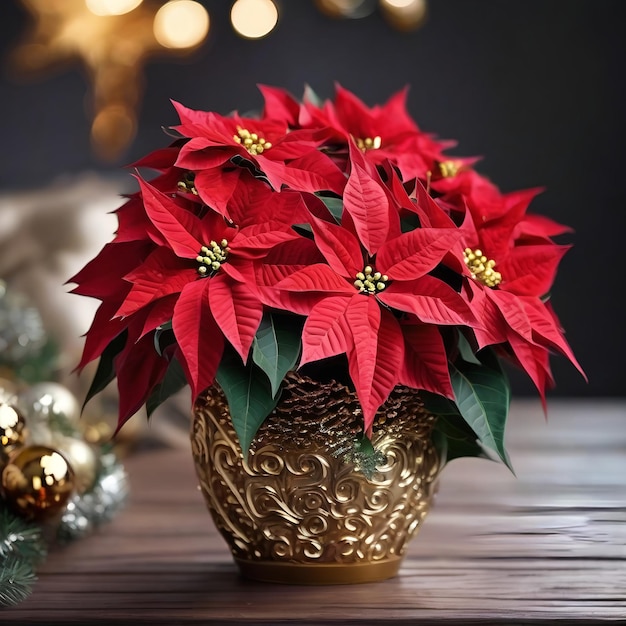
[0,556,37,606]
[0,506,47,607]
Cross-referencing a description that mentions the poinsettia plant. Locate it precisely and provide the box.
[70,83,585,470]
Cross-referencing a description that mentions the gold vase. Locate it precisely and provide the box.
[190,372,440,585]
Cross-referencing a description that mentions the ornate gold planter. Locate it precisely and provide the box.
[190,372,440,585]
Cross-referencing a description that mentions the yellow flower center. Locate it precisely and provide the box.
[354,265,389,294]
[355,136,382,152]
[177,171,198,195]
[464,248,502,287]
[233,126,272,155]
[197,240,229,277]
[438,160,463,178]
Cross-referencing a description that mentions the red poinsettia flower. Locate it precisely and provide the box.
[460,193,586,402]
[170,101,346,217]
[431,163,539,226]
[113,177,300,405]
[258,145,477,432]
[429,163,572,245]
[430,161,500,212]
[300,83,453,182]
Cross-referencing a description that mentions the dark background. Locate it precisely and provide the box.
[0,1,623,399]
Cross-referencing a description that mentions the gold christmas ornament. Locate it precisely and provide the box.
[1,445,75,521]
[0,401,27,463]
[81,418,115,446]
[49,434,98,495]
[18,382,81,445]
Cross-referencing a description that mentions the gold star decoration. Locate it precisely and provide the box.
[9,0,209,161]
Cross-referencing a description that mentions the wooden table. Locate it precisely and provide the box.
[3,399,626,624]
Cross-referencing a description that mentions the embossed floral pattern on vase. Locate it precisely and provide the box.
[191,373,439,567]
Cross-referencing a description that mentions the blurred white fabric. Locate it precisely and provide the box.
[0,172,121,372]
[0,172,191,450]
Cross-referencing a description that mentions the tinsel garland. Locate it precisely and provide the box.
[57,449,129,543]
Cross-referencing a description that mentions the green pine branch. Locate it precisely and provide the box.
[0,506,47,607]
[0,555,37,607]
[0,507,47,564]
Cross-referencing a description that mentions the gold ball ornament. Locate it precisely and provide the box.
[18,382,81,445]
[49,434,98,494]
[1,445,75,521]
[0,401,27,465]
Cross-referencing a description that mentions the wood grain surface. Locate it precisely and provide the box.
[2,399,625,624]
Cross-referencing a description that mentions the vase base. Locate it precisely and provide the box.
[234,555,403,585]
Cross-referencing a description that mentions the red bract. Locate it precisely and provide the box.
[69,239,156,370]
[257,84,303,128]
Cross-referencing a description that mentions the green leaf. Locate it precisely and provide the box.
[450,358,514,473]
[342,432,386,480]
[153,321,173,357]
[456,332,482,365]
[433,413,492,463]
[303,83,323,107]
[445,436,491,464]
[82,331,127,411]
[252,312,302,397]
[420,390,461,418]
[229,154,268,182]
[146,356,188,418]
[435,413,480,440]
[475,345,503,369]
[293,223,313,235]
[400,213,420,233]
[317,195,344,222]
[216,348,280,455]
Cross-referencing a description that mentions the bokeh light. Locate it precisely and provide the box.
[153,0,210,49]
[315,0,375,19]
[230,0,279,39]
[379,0,427,31]
[86,0,143,17]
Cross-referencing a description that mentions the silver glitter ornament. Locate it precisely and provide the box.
[56,450,129,542]
[0,281,47,366]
